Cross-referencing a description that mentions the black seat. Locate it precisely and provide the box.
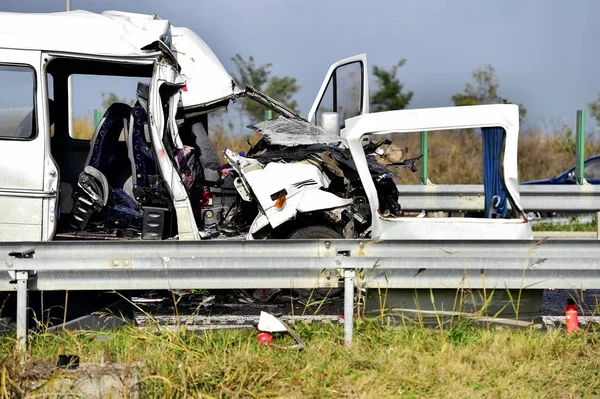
[70,102,138,231]
[127,83,171,209]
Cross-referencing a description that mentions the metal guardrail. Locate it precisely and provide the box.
[4,238,600,353]
[397,184,600,212]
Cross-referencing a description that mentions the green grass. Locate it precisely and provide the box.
[532,216,597,232]
[2,321,600,398]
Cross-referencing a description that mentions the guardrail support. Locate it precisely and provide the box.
[576,110,586,185]
[94,109,102,128]
[420,131,428,185]
[344,269,355,347]
[16,271,29,363]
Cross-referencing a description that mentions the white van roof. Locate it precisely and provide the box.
[0,10,241,109]
[0,10,173,56]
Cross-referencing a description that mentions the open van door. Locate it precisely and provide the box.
[0,49,57,241]
[307,54,369,131]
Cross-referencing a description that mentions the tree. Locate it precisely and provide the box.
[589,94,600,127]
[101,92,134,110]
[370,59,413,112]
[230,54,300,123]
[452,64,527,120]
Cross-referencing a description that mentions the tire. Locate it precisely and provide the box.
[286,225,343,240]
[287,225,343,300]
[235,225,344,303]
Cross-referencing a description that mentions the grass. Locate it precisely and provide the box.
[532,216,597,232]
[1,320,600,398]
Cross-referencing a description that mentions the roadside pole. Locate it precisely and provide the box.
[94,109,102,128]
[575,110,586,185]
[420,131,428,185]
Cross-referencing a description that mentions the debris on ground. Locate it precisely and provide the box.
[257,311,306,350]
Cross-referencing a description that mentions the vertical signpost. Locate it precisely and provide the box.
[420,131,428,185]
[575,110,586,185]
[94,109,102,128]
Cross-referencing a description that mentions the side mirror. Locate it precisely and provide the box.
[319,112,340,136]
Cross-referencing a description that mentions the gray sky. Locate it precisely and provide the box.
[2,0,600,132]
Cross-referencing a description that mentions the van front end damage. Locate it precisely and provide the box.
[225,117,411,240]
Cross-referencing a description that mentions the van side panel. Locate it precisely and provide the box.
[0,49,46,241]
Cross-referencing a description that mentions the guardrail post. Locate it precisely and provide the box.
[344,269,355,347]
[264,109,273,121]
[16,271,29,363]
[576,110,586,185]
[420,131,428,185]
[94,109,102,128]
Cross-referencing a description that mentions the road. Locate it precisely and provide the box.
[131,289,600,330]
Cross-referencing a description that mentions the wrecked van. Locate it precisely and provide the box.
[0,10,533,243]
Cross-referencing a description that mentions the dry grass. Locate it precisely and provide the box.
[72,112,600,182]
[204,124,600,184]
[1,320,600,398]
[390,128,600,185]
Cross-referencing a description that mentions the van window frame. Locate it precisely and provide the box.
[0,63,38,141]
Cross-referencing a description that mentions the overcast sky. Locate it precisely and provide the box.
[2,0,600,132]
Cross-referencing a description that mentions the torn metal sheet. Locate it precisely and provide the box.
[243,86,300,119]
[248,117,346,147]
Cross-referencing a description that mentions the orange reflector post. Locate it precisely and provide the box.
[565,298,579,334]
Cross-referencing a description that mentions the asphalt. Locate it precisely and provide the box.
[542,289,600,316]
[133,289,600,322]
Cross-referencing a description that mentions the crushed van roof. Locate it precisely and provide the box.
[0,10,172,57]
[0,10,241,109]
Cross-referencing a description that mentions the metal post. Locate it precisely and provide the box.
[66,0,73,139]
[576,110,586,185]
[597,211,600,240]
[344,269,355,347]
[420,131,428,185]
[94,109,102,128]
[16,271,29,362]
[264,109,273,121]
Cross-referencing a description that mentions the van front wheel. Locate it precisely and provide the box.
[287,225,343,300]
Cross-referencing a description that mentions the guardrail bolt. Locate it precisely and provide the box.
[112,260,119,267]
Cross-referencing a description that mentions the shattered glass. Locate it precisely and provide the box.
[248,117,346,147]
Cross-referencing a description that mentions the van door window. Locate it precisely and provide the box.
[0,65,36,139]
[315,76,334,126]
[312,60,364,128]
[335,62,362,123]
[69,74,146,141]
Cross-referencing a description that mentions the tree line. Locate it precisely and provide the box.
[230,53,600,128]
[98,54,600,129]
